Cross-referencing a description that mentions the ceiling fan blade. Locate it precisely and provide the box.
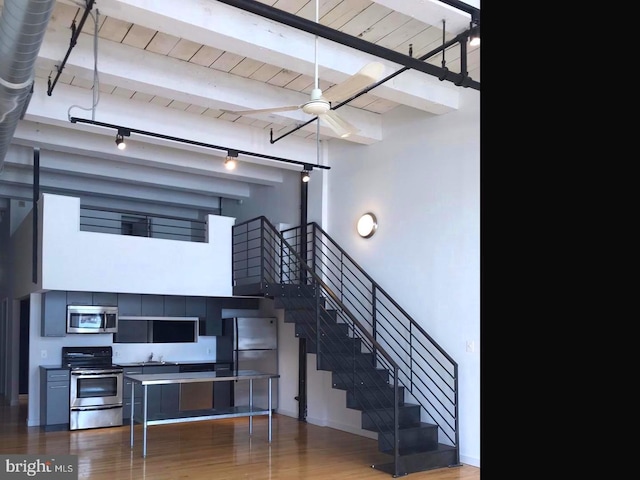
[323,62,385,103]
[220,105,300,116]
[318,110,358,138]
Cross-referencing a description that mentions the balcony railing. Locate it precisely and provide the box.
[79,206,207,243]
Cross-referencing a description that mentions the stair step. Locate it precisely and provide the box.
[303,335,362,354]
[285,308,339,324]
[295,321,350,338]
[267,283,316,300]
[296,322,352,354]
[273,295,326,310]
[377,422,439,453]
[372,444,459,476]
[361,403,421,431]
[332,368,390,390]
[317,352,375,371]
[346,385,405,410]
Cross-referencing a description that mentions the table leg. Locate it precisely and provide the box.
[130,381,135,448]
[249,378,253,435]
[143,385,148,458]
[268,377,272,442]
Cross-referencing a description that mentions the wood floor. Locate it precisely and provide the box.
[0,398,480,479]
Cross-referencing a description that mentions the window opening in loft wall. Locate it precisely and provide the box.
[121,215,150,237]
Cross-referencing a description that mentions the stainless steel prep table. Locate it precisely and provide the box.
[125,369,279,457]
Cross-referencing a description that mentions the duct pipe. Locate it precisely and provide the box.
[0,0,56,174]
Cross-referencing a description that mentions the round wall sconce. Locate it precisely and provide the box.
[357,213,378,238]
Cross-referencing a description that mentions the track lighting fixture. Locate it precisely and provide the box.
[301,165,313,183]
[469,14,480,47]
[115,128,130,150]
[71,117,331,172]
[225,149,238,170]
[115,133,126,150]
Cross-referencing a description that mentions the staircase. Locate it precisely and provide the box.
[232,217,460,477]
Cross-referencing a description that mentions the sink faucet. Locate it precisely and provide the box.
[148,352,154,362]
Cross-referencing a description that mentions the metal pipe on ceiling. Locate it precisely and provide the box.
[0,0,56,173]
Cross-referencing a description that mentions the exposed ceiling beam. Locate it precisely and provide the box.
[37,21,384,144]
[53,0,460,116]
[214,0,479,90]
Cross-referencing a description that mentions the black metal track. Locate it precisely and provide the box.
[69,117,330,170]
[47,0,96,96]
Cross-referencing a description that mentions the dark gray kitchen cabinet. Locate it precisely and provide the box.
[122,366,142,423]
[41,290,67,337]
[39,367,69,426]
[178,363,215,411]
[66,291,92,305]
[92,292,118,306]
[141,295,164,316]
[199,298,223,336]
[214,363,232,408]
[185,296,206,317]
[113,319,148,343]
[163,296,186,316]
[143,365,179,417]
[118,294,141,316]
[177,363,232,410]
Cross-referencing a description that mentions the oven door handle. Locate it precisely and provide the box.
[71,372,122,379]
[70,404,123,411]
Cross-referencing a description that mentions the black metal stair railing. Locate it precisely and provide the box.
[232,217,459,473]
[283,222,460,457]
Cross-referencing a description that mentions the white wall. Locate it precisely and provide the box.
[311,88,481,467]
[14,193,234,298]
[222,167,319,228]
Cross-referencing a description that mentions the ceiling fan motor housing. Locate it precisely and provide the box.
[303,88,330,114]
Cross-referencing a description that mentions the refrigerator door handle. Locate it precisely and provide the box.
[234,317,239,376]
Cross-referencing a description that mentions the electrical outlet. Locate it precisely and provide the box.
[465,340,475,353]
[41,349,47,359]
[114,351,120,357]
[206,348,212,355]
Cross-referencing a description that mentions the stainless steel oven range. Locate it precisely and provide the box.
[62,346,123,430]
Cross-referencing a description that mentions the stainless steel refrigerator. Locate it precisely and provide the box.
[233,317,278,409]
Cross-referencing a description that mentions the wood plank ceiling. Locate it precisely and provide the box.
[36,0,480,143]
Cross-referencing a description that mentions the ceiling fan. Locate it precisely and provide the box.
[222,2,384,139]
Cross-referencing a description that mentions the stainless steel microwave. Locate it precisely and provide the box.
[67,305,118,334]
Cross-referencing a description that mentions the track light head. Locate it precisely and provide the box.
[301,165,313,183]
[225,149,238,170]
[115,128,130,150]
[469,17,480,47]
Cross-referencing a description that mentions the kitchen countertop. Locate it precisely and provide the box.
[125,369,278,385]
[40,361,232,369]
[117,360,231,367]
